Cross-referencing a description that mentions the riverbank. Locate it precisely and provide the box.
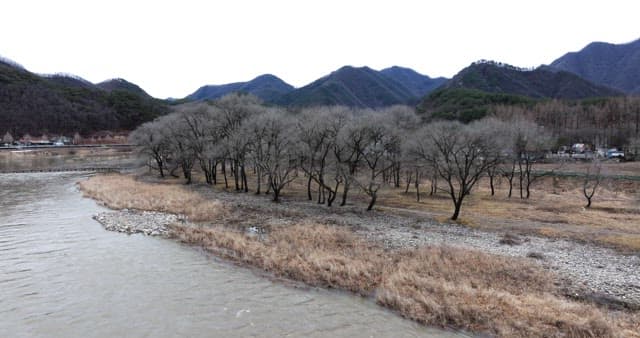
[80,174,640,337]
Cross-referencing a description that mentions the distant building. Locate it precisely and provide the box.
[85,131,129,144]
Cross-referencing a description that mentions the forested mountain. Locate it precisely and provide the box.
[187,74,294,102]
[276,66,421,108]
[380,66,447,98]
[0,58,168,136]
[443,61,622,99]
[97,78,151,97]
[417,88,535,122]
[549,39,640,94]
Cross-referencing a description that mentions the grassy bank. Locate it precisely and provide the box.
[79,174,225,222]
[79,174,639,337]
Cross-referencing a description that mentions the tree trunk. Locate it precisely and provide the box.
[518,164,524,199]
[366,193,377,211]
[156,158,165,178]
[222,161,228,189]
[415,168,420,202]
[404,170,412,194]
[234,161,240,191]
[451,200,462,220]
[307,175,313,201]
[241,165,248,192]
[182,163,192,185]
[271,179,280,202]
[340,183,349,206]
[327,180,340,207]
[256,169,262,194]
[489,174,495,196]
[212,161,217,185]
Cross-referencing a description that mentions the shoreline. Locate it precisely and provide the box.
[81,174,640,337]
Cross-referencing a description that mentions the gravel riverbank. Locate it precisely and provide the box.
[93,210,183,236]
[91,185,640,310]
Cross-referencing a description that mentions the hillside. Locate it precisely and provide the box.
[380,66,447,98]
[417,88,536,122]
[549,39,640,93]
[187,74,294,102]
[276,66,418,108]
[0,58,168,136]
[97,78,151,97]
[443,61,622,99]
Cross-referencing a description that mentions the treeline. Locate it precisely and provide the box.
[419,89,640,151]
[132,93,555,220]
[493,96,640,150]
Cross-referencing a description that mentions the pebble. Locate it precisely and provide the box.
[92,210,181,237]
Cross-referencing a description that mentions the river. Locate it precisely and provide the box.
[0,172,463,337]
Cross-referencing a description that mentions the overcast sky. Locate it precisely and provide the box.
[1,0,638,98]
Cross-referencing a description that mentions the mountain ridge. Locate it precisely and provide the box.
[274,65,445,108]
[441,61,622,99]
[0,59,168,136]
[187,74,294,102]
[549,39,640,93]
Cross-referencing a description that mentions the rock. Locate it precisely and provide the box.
[92,209,180,237]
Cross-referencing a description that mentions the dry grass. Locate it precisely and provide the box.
[377,176,640,253]
[171,223,387,294]
[171,223,637,337]
[80,173,640,337]
[78,174,226,222]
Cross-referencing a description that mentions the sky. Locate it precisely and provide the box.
[1,0,638,99]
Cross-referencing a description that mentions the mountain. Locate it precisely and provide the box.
[0,57,168,136]
[549,39,640,94]
[442,61,622,99]
[276,66,422,108]
[380,66,447,98]
[187,74,294,102]
[97,78,151,97]
[187,66,445,108]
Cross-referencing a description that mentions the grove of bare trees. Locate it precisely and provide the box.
[130,93,561,220]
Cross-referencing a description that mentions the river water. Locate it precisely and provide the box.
[0,173,463,337]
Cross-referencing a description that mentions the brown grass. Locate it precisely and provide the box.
[378,176,640,253]
[80,173,640,337]
[171,223,387,294]
[171,223,637,337]
[78,174,226,222]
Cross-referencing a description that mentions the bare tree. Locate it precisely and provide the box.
[411,120,500,220]
[473,117,511,196]
[129,120,171,177]
[583,159,604,208]
[163,114,196,184]
[354,118,401,211]
[334,116,366,206]
[254,110,298,202]
[178,103,221,185]
[512,118,555,199]
[214,93,264,191]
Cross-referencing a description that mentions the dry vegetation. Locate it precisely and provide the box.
[78,174,226,222]
[171,223,638,337]
[377,174,640,253]
[79,173,640,337]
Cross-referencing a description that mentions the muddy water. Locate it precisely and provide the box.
[0,173,464,337]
